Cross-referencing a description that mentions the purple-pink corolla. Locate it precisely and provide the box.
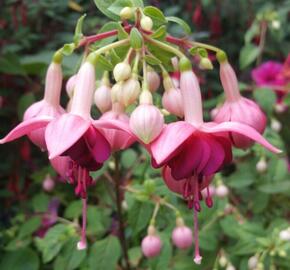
[149,57,281,264]
[213,60,267,149]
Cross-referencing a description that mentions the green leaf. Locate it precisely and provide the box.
[166,16,191,34]
[93,0,119,20]
[143,6,167,26]
[18,217,42,239]
[144,55,162,66]
[121,149,138,169]
[151,25,167,40]
[64,200,82,219]
[239,44,260,69]
[35,224,74,263]
[245,22,259,44]
[110,49,122,66]
[108,0,133,16]
[31,193,50,212]
[128,201,152,235]
[227,162,255,188]
[74,14,86,45]
[132,0,144,7]
[128,247,142,267]
[253,87,276,114]
[231,239,259,255]
[130,27,143,49]
[97,54,114,71]
[89,236,121,270]
[0,248,39,270]
[258,181,290,194]
[0,53,26,75]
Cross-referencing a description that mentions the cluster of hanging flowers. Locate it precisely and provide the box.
[0,3,281,265]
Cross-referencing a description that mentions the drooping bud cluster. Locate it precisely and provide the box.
[0,3,281,265]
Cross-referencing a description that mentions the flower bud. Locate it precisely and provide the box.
[94,85,112,113]
[199,58,213,70]
[226,265,236,270]
[120,7,133,20]
[172,221,193,249]
[113,62,132,82]
[248,256,259,269]
[274,103,287,114]
[66,74,77,98]
[147,68,160,92]
[219,256,228,267]
[120,77,141,106]
[130,101,164,144]
[256,159,267,173]
[162,88,184,118]
[271,119,282,132]
[141,230,162,258]
[271,20,281,30]
[141,16,153,31]
[42,174,55,192]
[111,83,123,103]
[215,185,229,198]
[279,229,290,241]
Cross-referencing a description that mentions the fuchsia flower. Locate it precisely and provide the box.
[172,218,193,249]
[251,61,285,89]
[0,62,65,150]
[149,58,281,264]
[141,226,162,258]
[214,61,267,149]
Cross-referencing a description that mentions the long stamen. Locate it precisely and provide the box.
[205,185,213,208]
[193,207,202,265]
[194,177,201,212]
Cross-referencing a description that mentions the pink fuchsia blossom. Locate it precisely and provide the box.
[149,58,281,264]
[94,73,112,113]
[251,61,285,89]
[214,61,267,149]
[0,62,65,150]
[99,102,136,151]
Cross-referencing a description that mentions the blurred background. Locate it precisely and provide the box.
[0,0,290,269]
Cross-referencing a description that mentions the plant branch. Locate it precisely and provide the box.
[113,154,131,270]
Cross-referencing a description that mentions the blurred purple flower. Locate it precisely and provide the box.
[251,61,285,89]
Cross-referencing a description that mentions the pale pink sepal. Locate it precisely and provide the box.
[0,117,52,145]
[46,114,91,159]
[202,121,281,153]
[150,122,195,166]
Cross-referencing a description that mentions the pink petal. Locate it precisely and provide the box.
[0,117,52,144]
[202,122,281,154]
[46,114,91,159]
[93,119,135,137]
[150,122,195,166]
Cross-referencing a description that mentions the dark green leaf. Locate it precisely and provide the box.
[239,44,260,69]
[253,87,276,114]
[18,217,42,239]
[121,149,138,169]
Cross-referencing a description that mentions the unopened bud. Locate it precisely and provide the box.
[271,119,282,132]
[248,256,258,269]
[271,20,281,30]
[120,77,141,106]
[199,58,213,70]
[141,16,153,31]
[256,159,267,173]
[94,85,112,113]
[279,229,290,241]
[219,256,228,267]
[147,68,160,92]
[215,185,229,198]
[42,174,55,192]
[120,7,133,20]
[111,83,123,103]
[226,265,236,270]
[113,62,132,82]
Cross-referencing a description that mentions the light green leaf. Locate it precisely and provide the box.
[74,14,86,45]
[144,55,162,66]
[151,25,167,39]
[239,44,260,69]
[143,6,167,26]
[166,16,191,34]
[18,217,42,239]
[93,0,119,20]
[253,87,276,114]
[121,149,138,169]
[258,181,290,194]
[130,27,143,49]
[89,236,121,270]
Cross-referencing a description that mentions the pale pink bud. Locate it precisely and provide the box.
[271,119,282,132]
[66,74,78,98]
[274,103,287,114]
[147,69,160,92]
[94,85,112,113]
[111,83,123,103]
[113,62,131,82]
[172,224,193,249]
[279,230,290,241]
[162,88,184,118]
[214,61,267,149]
[121,77,141,106]
[130,97,164,144]
[256,159,267,173]
[248,256,258,269]
[42,174,55,192]
[141,226,162,258]
[140,16,153,31]
[215,185,229,198]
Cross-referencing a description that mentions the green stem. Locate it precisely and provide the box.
[145,36,186,58]
[189,41,222,53]
[88,39,130,65]
[150,202,160,225]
